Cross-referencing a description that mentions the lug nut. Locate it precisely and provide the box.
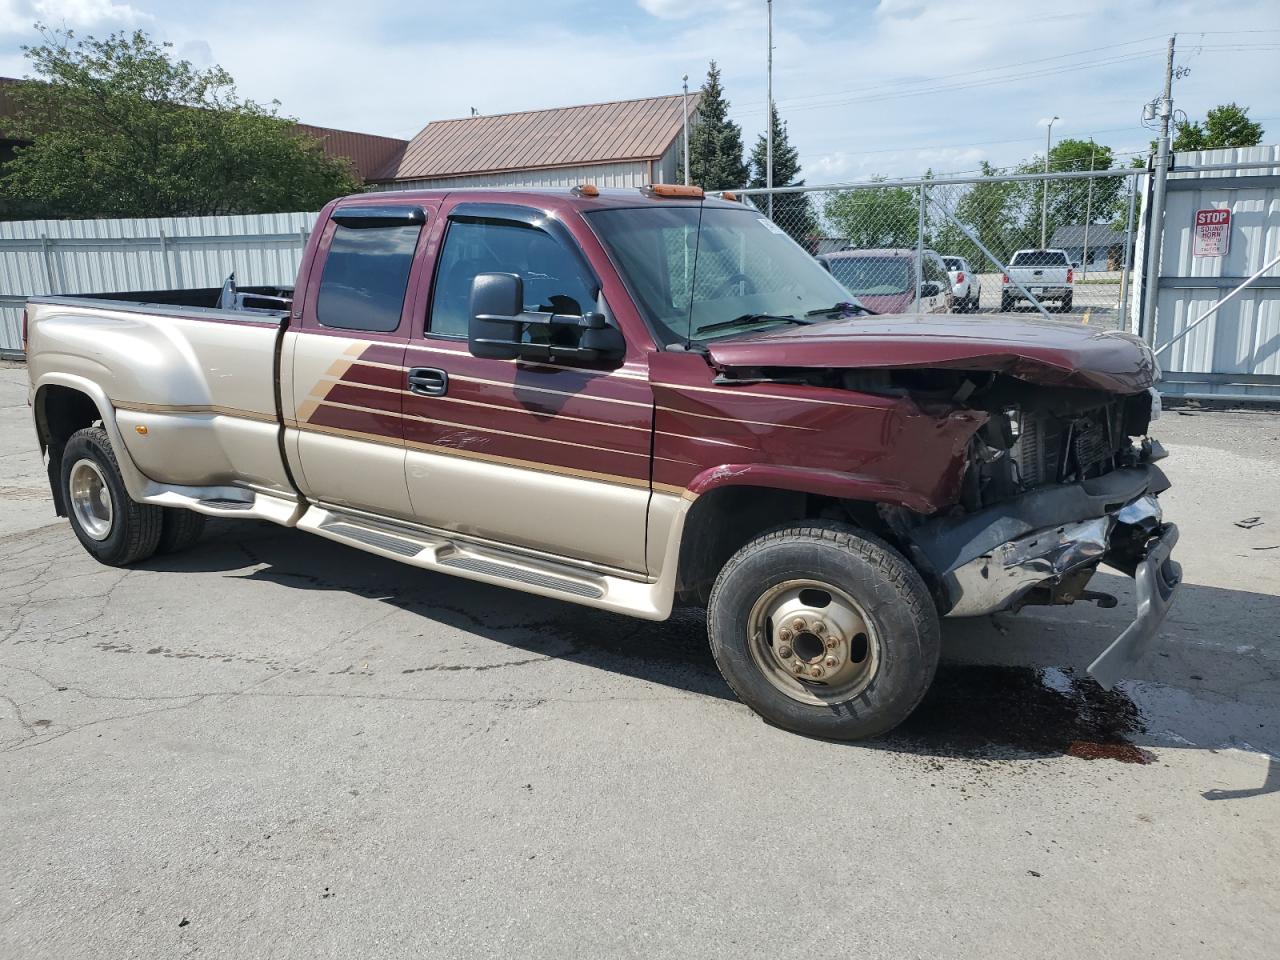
[825,657,838,668]
[809,666,824,678]
[825,637,838,650]
[778,628,792,642]
[812,622,826,635]
[793,661,805,674]
[778,645,793,659]
[792,618,806,632]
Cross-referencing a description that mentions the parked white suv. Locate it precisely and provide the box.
[942,256,980,312]
[1002,248,1075,313]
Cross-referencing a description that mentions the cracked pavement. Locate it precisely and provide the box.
[1,361,1277,958]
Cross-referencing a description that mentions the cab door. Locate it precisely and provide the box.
[282,203,436,520]
[400,201,654,573]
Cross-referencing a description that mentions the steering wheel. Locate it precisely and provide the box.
[712,273,757,298]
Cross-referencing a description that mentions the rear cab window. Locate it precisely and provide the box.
[1011,250,1069,268]
[314,207,425,332]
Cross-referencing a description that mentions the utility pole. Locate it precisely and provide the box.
[766,0,773,219]
[681,75,690,186]
[1082,138,1096,278]
[1041,115,1059,248]
[1140,34,1176,345]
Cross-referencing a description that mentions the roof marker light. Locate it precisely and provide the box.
[571,184,599,197]
[642,184,704,199]
[721,191,738,202]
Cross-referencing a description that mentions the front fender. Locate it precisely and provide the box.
[685,463,949,514]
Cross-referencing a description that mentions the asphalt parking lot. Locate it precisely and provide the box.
[1,360,1277,958]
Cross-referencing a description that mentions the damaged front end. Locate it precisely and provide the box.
[895,386,1181,690]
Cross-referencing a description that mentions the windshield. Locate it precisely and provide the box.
[826,255,912,296]
[1011,250,1069,267]
[943,257,962,271]
[585,205,856,343]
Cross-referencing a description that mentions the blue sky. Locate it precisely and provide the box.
[2,0,1278,183]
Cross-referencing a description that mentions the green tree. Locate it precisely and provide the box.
[748,104,816,245]
[1014,139,1123,249]
[931,161,1025,267]
[684,60,749,192]
[822,178,918,249]
[1173,102,1264,151]
[0,26,362,219]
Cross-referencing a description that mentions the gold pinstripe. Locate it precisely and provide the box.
[113,400,277,423]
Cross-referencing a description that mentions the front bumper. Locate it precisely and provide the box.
[906,466,1182,687]
[1087,521,1181,690]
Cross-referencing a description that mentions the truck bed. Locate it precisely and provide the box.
[31,285,294,324]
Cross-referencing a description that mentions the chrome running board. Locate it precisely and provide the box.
[298,506,643,611]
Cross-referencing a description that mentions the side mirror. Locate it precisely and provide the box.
[467,272,625,364]
[469,272,524,360]
[919,281,940,298]
[1072,261,1081,269]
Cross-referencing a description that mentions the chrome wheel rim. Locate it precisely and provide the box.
[68,459,113,541]
[746,579,880,705]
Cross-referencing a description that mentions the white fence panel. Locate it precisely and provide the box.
[0,211,319,355]
[1153,145,1280,399]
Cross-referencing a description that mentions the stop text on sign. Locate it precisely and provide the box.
[1193,208,1231,257]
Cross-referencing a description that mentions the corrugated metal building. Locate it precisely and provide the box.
[372,94,699,191]
[1150,144,1280,399]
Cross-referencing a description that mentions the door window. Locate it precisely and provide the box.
[429,218,598,338]
[316,222,422,332]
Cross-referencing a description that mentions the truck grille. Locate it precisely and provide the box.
[1012,403,1124,488]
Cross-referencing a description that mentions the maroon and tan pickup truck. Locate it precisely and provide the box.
[23,184,1180,740]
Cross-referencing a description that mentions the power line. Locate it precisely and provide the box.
[736,50,1166,116]
[733,35,1167,111]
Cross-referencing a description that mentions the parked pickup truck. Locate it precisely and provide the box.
[24,185,1180,741]
[1002,248,1076,313]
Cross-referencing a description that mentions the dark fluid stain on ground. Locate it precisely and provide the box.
[883,663,1153,764]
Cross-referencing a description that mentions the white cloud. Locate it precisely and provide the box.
[1,0,147,34]
[3,0,1276,186]
[636,0,754,20]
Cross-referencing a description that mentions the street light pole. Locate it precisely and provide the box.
[766,0,774,219]
[1041,115,1059,248]
[681,74,690,186]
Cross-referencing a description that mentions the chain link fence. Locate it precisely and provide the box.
[723,168,1147,330]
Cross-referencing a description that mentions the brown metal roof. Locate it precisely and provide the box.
[377,93,699,182]
[293,123,408,183]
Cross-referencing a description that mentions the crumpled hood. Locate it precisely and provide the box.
[707,314,1158,394]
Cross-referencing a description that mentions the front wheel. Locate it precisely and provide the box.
[1059,292,1073,313]
[61,426,163,566]
[707,522,940,740]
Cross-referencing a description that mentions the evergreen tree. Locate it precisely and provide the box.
[684,61,748,192]
[748,104,816,246]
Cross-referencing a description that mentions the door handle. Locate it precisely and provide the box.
[407,367,448,397]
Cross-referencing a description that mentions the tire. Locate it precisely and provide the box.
[1000,293,1013,312]
[707,521,940,741]
[61,426,163,567]
[158,508,206,554]
[1060,292,1073,313]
